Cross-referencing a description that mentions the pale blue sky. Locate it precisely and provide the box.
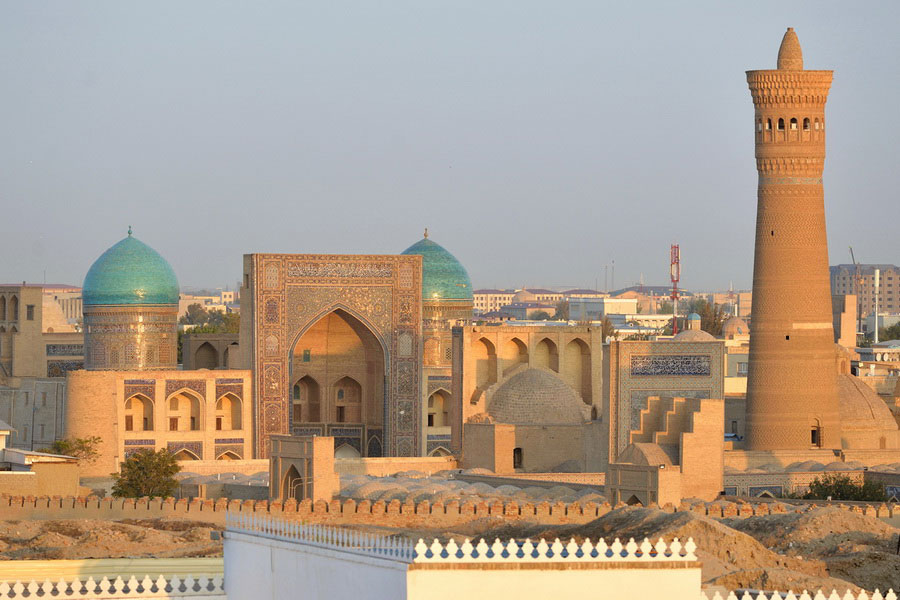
[2,1,898,292]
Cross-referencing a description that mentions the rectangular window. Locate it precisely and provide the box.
[143,417,151,431]
[427,414,435,427]
[216,416,223,431]
[336,406,345,423]
[737,362,748,376]
[169,417,178,431]
[293,404,302,423]
[125,415,134,431]
[190,416,197,430]
[302,349,311,362]
[26,305,35,320]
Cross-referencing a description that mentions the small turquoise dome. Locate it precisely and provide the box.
[401,233,473,302]
[83,230,179,306]
[688,312,702,320]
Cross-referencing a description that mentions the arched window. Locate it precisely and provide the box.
[814,118,820,130]
[215,393,243,431]
[333,376,361,423]
[0,296,6,320]
[777,118,785,131]
[9,296,18,321]
[803,118,810,130]
[168,390,202,431]
[292,375,321,423]
[756,119,762,132]
[765,118,771,131]
[789,117,798,130]
[427,390,450,428]
[124,394,154,432]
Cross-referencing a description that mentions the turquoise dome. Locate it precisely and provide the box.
[401,235,473,302]
[83,231,179,306]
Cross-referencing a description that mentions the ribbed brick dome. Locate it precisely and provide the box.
[488,368,589,425]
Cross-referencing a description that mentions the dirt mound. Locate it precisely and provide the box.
[480,506,860,593]
[0,519,223,560]
[725,507,900,592]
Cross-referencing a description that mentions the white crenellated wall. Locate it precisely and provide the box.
[0,574,225,599]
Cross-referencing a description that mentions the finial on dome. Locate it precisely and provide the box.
[424,227,429,239]
[777,27,803,70]
[127,225,133,237]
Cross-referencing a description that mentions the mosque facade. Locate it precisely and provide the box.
[66,230,253,477]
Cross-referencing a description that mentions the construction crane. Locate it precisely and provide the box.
[849,246,863,340]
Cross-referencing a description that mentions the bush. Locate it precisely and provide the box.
[40,436,101,464]
[802,473,886,502]
[111,449,181,498]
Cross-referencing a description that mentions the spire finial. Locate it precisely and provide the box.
[423,227,428,239]
[127,225,133,237]
[777,27,803,70]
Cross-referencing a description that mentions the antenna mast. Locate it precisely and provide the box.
[670,244,681,334]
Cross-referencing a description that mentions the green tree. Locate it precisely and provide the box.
[179,303,209,326]
[658,301,673,315]
[801,473,886,502]
[685,298,727,336]
[111,449,181,498]
[40,436,101,464]
[530,310,552,321]
[553,300,570,321]
[880,322,900,342]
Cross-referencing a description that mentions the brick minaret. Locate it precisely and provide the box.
[745,28,841,450]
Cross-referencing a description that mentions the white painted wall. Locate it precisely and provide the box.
[224,531,407,600]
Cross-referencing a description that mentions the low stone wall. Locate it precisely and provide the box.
[177,459,268,476]
[334,456,458,477]
[0,558,222,583]
[456,473,605,491]
[2,494,898,530]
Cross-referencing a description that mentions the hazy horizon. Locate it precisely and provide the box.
[3,2,898,292]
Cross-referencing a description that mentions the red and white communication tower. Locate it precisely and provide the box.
[670,244,681,334]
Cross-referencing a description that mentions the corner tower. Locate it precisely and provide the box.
[745,28,841,450]
[82,228,179,370]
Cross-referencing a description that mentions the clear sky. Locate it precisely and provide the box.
[2,1,898,292]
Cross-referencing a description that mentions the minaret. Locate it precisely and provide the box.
[744,28,841,450]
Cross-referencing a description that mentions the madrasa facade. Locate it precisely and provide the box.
[239,230,473,459]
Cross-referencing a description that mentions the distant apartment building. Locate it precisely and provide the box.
[831,264,900,317]
[473,289,516,314]
[178,289,240,319]
[0,284,84,450]
[569,297,638,321]
[700,291,752,318]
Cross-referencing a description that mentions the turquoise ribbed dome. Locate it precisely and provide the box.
[82,231,179,306]
[401,235,473,302]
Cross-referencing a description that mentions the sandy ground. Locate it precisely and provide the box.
[0,518,223,560]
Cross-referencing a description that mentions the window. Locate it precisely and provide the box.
[169,417,178,431]
[810,427,820,447]
[336,406,345,423]
[26,305,34,320]
[737,362,748,376]
[789,117,798,130]
[731,421,738,435]
[765,118,771,130]
[143,417,150,430]
[427,414,435,427]
[190,416,197,430]
[444,346,453,362]
[125,415,134,431]
[170,397,178,411]
[803,118,810,130]
[777,118,785,131]
[302,349,311,362]
[216,416,223,431]
[337,389,344,400]
[513,447,523,469]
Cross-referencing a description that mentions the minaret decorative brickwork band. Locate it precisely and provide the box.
[744,28,841,450]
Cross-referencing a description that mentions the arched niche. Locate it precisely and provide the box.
[533,338,559,372]
[500,337,528,376]
[292,375,321,424]
[167,389,203,431]
[215,393,242,430]
[562,338,591,403]
[194,342,218,369]
[473,337,497,390]
[427,388,450,428]
[124,394,154,432]
[290,308,385,428]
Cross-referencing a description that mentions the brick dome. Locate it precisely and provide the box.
[672,329,716,342]
[487,368,589,425]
